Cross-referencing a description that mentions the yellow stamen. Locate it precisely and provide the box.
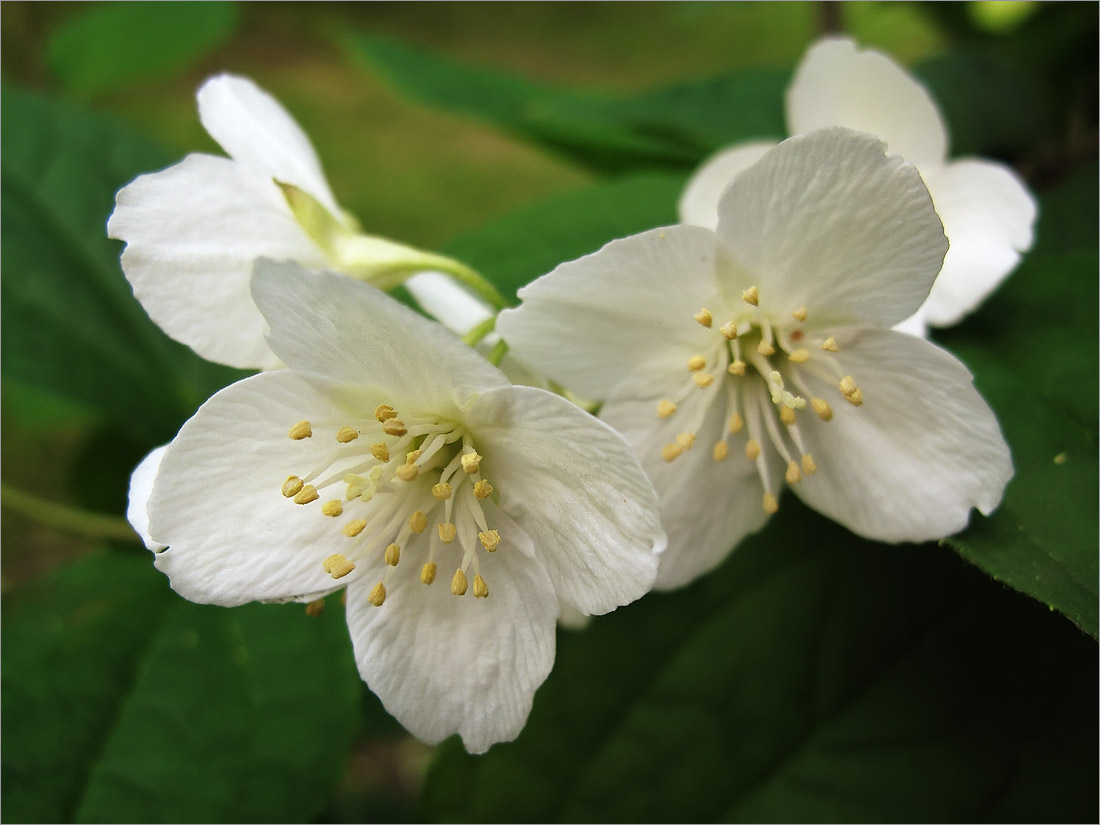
[676,432,696,449]
[395,463,418,482]
[802,454,817,475]
[811,398,833,422]
[385,543,401,566]
[288,420,312,440]
[694,308,713,328]
[728,360,746,376]
[779,406,796,426]
[792,306,808,322]
[479,529,501,552]
[432,482,452,500]
[657,399,678,418]
[728,412,744,434]
[713,441,728,462]
[438,522,457,543]
[661,443,684,462]
[305,599,325,617]
[420,562,437,585]
[720,321,738,339]
[450,569,468,596]
[785,460,802,484]
[374,404,397,422]
[693,372,714,388]
[821,336,839,352]
[383,419,407,437]
[473,480,494,499]
[757,340,775,356]
[323,553,355,579]
[763,492,779,514]
[336,426,359,443]
[405,449,422,465]
[321,500,344,517]
[409,510,428,533]
[745,439,760,460]
[343,519,367,537]
[742,285,759,306]
[788,348,810,364]
[839,375,863,406]
[293,485,319,505]
[687,354,707,372]
[473,574,489,599]
[282,476,304,498]
[369,442,390,462]
[368,582,386,607]
[844,388,863,406]
[461,451,482,474]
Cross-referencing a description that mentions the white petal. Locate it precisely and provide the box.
[345,508,557,754]
[791,326,1012,542]
[251,261,509,417]
[149,371,368,606]
[465,385,664,614]
[786,37,948,166]
[404,271,494,336]
[126,444,169,552]
[919,159,1038,327]
[678,141,777,230]
[197,74,342,219]
[715,128,948,328]
[108,153,326,370]
[891,309,930,339]
[497,226,726,401]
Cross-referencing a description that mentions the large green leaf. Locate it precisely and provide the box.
[1,86,245,441]
[422,504,1097,821]
[1,552,364,823]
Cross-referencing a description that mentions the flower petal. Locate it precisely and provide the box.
[126,444,169,552]
[345,507,557,754]
[197,74,342,219]
[715,128,948,328]
[791,326,1012,542]
[678,140,777,230]
[149,370,371,606]
[108,153,325,370]
[465,385,664,614]
[251,261,509,416]
[404,271,494,336]
[919,159,1038,327]
[786,37,948,166]
[497,226,727,400]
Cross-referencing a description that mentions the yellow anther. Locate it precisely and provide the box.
[757,340,775,356]
[438,522,457,543]
[713,441,729,462]
[788,348,810,364]
[369,442,390,462]
[763,492,779,514]
[478,529,501,552]
[821,336,839,352]
[785,459,802,484]
[802,454,817,475]
[676,432,696,449]
[792,306,808,322]
[336,426,359,443]
[694,308,713,328]
[839,375,863,405]
[461,451,482,474]
[395,463,418,482]
[693,372,715,388]
[382,419,407,437]
[368,581,386,607]
[657,399,678,418]
[409,510,428,533]
[746,439,761,461]
[473,480,494,499]
[432,482,452,500]
[728,412,744,433]
[420,562,438,585]
[811,398,833,422]
[844,388,863,406]
[288,420,312,440]
[305,599,325,617]
[323,553,356,579]
[374,404,397,422]
[282,476,304,498]
[343,519,367,537]
[661,443,684,462]
[321,500,344,518]
[742,285,759,306]
[473,574,489,599]
[720,321,738,339]
[385,543,401,566]
[450,568,468,596]
[779,406,797,426]
[406,450,422,465]
[687,354,707,372]
[728,360,746,376]
[293,485,319,505]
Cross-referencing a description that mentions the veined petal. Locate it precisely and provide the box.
[126,444,169,552]
[715,128,947,328]
[791,326,1012,542]
[252,261,508,417]
[197,74,342,219]
[497,226,727,400]
[919,159,1038,327]
[678,140,777,230]
[108,153,326,370]
[345,510,557,754]
[404,271,494,336]
[786,37,948,166]
[465,385,664,614]
[149,370,368,606]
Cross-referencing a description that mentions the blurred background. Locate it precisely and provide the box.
[2,2,1097,822]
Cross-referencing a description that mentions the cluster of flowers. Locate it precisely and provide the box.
[113,38,1033,753]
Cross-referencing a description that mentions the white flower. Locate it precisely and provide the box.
[141,259,664,752]
[679,37,1037,337]
[498,128,1013,590]
[107,74,498,370]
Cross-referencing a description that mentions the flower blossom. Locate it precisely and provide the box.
[498,128,1013,590]
[679,37,1037,337]
[135,259,664,752]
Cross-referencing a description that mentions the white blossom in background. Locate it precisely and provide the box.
[679,37,1037,338]
[499,128,1013,590]
[132,260,664,753]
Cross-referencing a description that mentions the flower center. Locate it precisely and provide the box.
[657,286,865,513]
[280,404,500,606]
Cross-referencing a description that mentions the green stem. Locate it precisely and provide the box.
[1,482,141,544]
[462,315,497,347]
[488,339,509,366]
[425,256,509,312]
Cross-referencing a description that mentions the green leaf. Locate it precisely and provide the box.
[1,552,364,823]
[46,2,240,98]
[422,506,1098,822]
[1,85,245,441]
